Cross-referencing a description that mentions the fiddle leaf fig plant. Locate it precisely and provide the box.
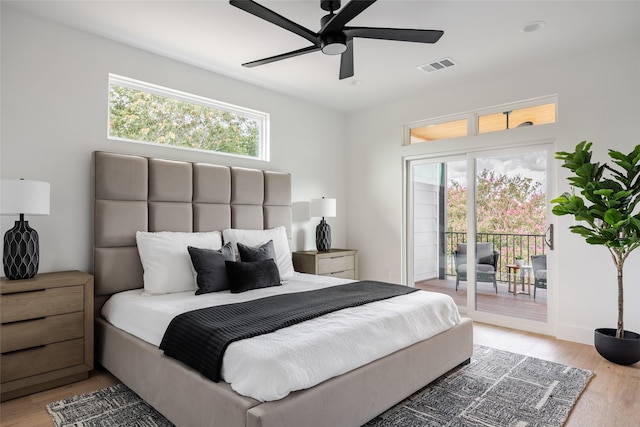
[551,141,640,338]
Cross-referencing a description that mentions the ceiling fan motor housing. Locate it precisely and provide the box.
[320,9,347,55]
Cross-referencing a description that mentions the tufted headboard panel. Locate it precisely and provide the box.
[93,151,292,313]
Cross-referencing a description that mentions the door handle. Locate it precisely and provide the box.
[544,224,554,250]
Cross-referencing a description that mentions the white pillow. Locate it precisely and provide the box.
[136,231,223,295]
[222,226,294,278]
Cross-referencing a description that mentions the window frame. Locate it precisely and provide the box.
[403,95,557,145]
[108,74,271,161]
[475,96,557,135]
[403,113,472,146]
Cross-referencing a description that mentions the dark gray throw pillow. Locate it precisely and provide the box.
[237,240,276,262]
[225,258,281,294]
[188,242,235,294]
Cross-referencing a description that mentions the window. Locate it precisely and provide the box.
[478,103,556,134]
[409,118,469,143]
[108,74,270,160]
[406,116,469,144]
[404,96,557,145]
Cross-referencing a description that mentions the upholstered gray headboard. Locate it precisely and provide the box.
[93,151,292,312]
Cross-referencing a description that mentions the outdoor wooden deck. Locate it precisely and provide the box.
[415,277,547,322]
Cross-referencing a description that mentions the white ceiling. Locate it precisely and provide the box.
[6,1,640,112]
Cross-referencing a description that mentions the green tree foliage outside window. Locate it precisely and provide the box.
[447,169,546,235]
[445,169,547,276]
[109,83,265,158]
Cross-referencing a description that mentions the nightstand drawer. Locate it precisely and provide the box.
[0,271,93,402]
[1,312,84,353]
[292,250,358,279]
[318,255,355,275]
[0,338,84,383]
[0,285,84,323]
[325,269,356,280]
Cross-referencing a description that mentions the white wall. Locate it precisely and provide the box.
[345,39,640,344]
[3,5,640,347]
[0,6,347,275]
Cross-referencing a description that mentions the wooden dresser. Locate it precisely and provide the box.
[0,270,94,401]
[292,249,358,280]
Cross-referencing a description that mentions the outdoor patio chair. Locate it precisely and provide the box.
[531,254,547,299]
[453,242,499,293]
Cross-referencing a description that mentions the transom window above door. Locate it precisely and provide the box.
[478,103,556,134]
[404,96,557,145]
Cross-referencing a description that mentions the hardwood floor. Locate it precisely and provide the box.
[2,322,639,427]
[475,324,640,427]
[416,278,548,322]
[0,368,119,427]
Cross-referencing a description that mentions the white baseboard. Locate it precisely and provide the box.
[555,323,595,345]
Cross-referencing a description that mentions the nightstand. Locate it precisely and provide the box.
[0,270,94,401]
[292,249,358,280]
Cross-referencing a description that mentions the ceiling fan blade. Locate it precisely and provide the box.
[344,27,444,43]
[230,0,319,45]
[321,0,377,33]
[339,38,354,80]
[242,45,321,68]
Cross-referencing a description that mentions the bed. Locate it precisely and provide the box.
[93,151,473,427]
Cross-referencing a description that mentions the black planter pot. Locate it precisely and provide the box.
[594,328,640,365]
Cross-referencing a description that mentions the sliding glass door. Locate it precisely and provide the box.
[409,157,467,310]
[472,150,549,321]
[406,144,553,331]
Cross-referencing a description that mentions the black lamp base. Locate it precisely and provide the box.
[3,216,40,280]
[315,218,331,252]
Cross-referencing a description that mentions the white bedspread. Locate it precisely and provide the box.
[102,273,461,402]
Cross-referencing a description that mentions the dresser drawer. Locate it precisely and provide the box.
[1,339,84,383]
[1,312,84,353]
[318,255,355,275]
[0,285,84,323]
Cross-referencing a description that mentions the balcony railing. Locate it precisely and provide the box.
[445,231,546,282]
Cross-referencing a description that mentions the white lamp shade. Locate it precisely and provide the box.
[1,179,50,215]
[310,198,336,218]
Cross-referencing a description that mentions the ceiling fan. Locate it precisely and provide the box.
[229,0,444,80]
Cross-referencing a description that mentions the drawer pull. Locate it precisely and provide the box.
[2,344,46,356]
[2,317,46,326]
[2,289,45,296]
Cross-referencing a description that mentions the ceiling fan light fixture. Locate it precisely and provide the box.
[321,33,347,55]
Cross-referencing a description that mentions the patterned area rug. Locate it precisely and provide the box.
[47,384,173,427]
[364,345,593,426]
[47,345,592,427]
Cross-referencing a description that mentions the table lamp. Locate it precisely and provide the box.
[1,179,50,279]
[310,197,336,252]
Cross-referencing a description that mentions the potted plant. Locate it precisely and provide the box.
[514,255,524,266]
[552,141,640,365]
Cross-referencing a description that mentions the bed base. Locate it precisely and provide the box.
[92,152,474,426]
[97,316,473,427]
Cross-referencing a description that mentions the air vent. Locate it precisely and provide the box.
[417,57,457,73]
